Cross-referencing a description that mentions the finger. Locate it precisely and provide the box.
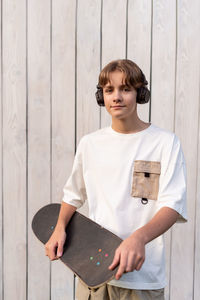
[57,241,64,257]
[135,257,145,271]
[125,252,135,273]
[48,244,58,261]
[115,253,127,280]
[109,250,120,270]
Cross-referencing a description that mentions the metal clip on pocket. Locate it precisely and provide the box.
[141,172,150,204]
[141,198,148,204]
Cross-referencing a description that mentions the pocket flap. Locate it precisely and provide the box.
[134,160,161,174]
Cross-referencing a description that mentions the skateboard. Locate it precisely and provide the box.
[32,203,123,288]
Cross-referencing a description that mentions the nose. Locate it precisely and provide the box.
[113,89,122,103]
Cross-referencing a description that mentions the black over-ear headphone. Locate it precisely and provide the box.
[95,71,150,106]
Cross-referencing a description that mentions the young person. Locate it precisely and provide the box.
[45,59,187,300]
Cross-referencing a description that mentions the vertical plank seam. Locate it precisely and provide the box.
[50,0,53,299]
[26,0,28,298]
[169,1,178,300]
[1,0,4,298]
[173,0,177,132]
[75,0,78,154]
[125,0,129,59]
[169,230,172,300]
[193,52,200,300]
[73,1,78,299]
[100,0,103,71]
[99,0,103,129]
[149,0,153,123]
[73,274,76,300]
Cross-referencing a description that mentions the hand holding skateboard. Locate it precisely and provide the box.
[45,226,66,260]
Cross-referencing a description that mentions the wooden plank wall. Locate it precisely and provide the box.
[0,0,199,299]
[2,1,27,300]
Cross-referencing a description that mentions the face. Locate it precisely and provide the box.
[103,70,137,121]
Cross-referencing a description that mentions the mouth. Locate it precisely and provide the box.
[111,105,125,108]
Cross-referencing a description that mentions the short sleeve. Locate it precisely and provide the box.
[156,135,187,223]
[62,137,87,208]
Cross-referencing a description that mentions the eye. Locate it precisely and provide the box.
[104,88,113,93]
[123,86,131,92]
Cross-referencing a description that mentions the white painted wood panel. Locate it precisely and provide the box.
[76,0,101,218]
[27,0,51,299]
[194,111,200,300]
[76,0,101,140]
[150,1,176,299]
[0,0,2,298]
[170,0,200,299]
[101,0,127,128]
[2,0,27,299]
[151,0,176,131]
[127,0,152,123]
[75,0,102,296]
[51,0,76,299]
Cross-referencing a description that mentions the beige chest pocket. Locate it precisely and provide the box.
[131,160,161,200]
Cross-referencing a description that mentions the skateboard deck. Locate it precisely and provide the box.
[32,203,123,288]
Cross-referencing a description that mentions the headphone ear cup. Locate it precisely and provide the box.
[136,87,150,104]
[95,85,105,106]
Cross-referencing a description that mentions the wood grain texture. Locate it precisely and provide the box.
[27,0,51,299]
[150,1,176,299]
[101,0,127,127]
[2,0,27,299]
[51,0,76,299]
[0,0,2,298]
[76,0,101,218]
[127,0,152,127]
[170,0,200,299]
[194,104,200,300]
[151,0,176,131]
[76,0,101,140]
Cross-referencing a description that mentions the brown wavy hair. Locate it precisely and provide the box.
[98,59,148,89]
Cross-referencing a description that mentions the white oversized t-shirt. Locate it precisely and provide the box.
[62,123,187,290]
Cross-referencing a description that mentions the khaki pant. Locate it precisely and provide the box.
[76,279,165,300]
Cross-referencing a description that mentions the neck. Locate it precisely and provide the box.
[111,117,151,134]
